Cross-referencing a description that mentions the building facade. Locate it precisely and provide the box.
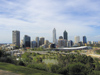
[67,40,73,47]
[83,36,87,44]
[75,36,80,44]
[59,36,63,39]
[12,30,20,48]
[63,30,68,41]
[44,40,49,45]
[31,41,37,48]
[53,28,57,44]
[87,41,91,44]
[39,37,45,46]
[23,35,31,48]
[36,37,39,47]
[58,39,67,47]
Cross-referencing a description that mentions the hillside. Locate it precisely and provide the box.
[0,62,61,75]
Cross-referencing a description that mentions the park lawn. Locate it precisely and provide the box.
[0,62,61,75]
[43,59,58,64]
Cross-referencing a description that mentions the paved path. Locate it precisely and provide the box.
[0,70,20,75]
[87,54,100,58]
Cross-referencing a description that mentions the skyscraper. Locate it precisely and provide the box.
[12,30,20,48]
[23,35,31,48]
[83,36,87,44]
[53,28,57,44]
[31,41,37,48]
[36,37,39,47]
[63,30,68,41]
[75,36,80,43]
[67,40,73,47]
[39,37,45,46]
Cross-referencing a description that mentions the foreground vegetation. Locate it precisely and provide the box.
[0,62,60,75]
[1,49,100,75]
[95,49,100,54]
[21,50,100,75]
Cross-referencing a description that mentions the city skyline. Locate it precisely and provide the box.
[1,0,100,43]
[12,29,97,44]
[0,29,100,43]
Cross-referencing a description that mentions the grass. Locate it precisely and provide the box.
[0,62,61,75]
[43,59,58,64]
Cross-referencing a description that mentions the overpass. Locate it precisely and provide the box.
[56,46,92,51]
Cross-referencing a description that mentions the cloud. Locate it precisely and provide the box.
[0,0,100,43]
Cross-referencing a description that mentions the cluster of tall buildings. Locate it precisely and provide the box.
[21,36,49,48]
[53,28,69,47]
[12,29,88,49]
[12,30,50,48]
[53,28,68,45]
[53,28,87,47]
[74,36,87,44]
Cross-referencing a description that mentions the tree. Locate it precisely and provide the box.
[18,61,25,66]
[36,57,42,63]
[51,64,60,73]
[21,52,32,65]
[0,50,5,57]
[57,67,68,75]
[67,63,89,75]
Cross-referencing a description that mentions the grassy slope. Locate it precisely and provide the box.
[0,62,61,75]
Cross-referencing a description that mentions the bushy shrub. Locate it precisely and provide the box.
[67,62,89,75]
[88,71,100,75]
[36,57,42,63]
[32,52,37,56]
[27,63,47,71]
[0,57,15,64]
[0,50,5,57]
[51,64,60,73]
[18,61,25,66]
[57,67,68,75]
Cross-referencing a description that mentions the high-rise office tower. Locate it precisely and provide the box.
[23,35,31,48]
[39,37,45,46]
[31,41,37,48]
[63,30,68,41]
[36,37,39,47]
[75,36,80,43]
[44,40,49,48]
[67,40,73,47]
[83,36,87,44]
[53,28,57,44]
[12,30,20,48]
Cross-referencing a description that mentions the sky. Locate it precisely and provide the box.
[0,0,100,43]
